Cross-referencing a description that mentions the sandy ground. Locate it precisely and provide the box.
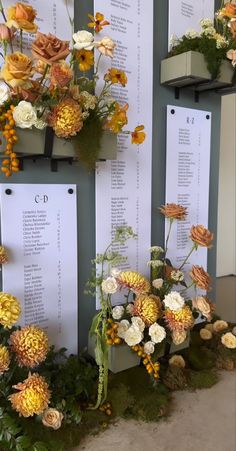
[73,371,236,451]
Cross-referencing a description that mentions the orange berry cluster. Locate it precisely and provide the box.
[99,401,112,416]
[106,319,122,346]
[132,344,160,380]
[1,105,19,177]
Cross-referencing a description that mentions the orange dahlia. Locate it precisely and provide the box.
[0,292,21,328]
[9,373,51,417]
[134,294,162,326]
[164,306,194,332]
[117,271,150,294]
[0,344,10,374]
[48,97,83,138]
[10,325,49,368]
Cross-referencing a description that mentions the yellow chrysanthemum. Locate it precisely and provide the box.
[48,97,83,138]
[0,292,21,328]
[134,294,162,326]
[0,246,8,264]
[117,271,150,294]
[0,344,10,374]
[10,325,49,368]
[77,49,94,71]
[164,306,194,332]
[9,373,51,417]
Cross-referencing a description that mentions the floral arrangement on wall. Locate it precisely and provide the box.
[0,1,145,176]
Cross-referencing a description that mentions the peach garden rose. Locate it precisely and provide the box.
[1,52,34,88]
[6,2,38,33]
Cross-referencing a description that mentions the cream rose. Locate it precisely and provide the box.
[152,278,163,289]
[232,326,236,336]
[73,30,94,50]
[149,323,166,344]
[42,408,63,430]
[200,328,212,340]
[221,332,236,349]
[124,325,143,346]
[13,101,37,128]
[144,341,155,355]
[192,296,211,319]
[172,330,187,345]
[163,291,185,311]
[213,320,228,333]
[117,319,130,339]
[101,277,118,294]
[96,36,115,57]
[112,305,124,320]
[169,355,186,369]
[126,303,134,315]
[0,82,10,105]
[110,267,121,278]
[131,316,145,332]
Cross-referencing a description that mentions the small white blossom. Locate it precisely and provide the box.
[163,291,185,311]
[124,325,143,346]
[73,30,94,50]
[112,305,124,320]
[117,320,130,339]
[110,267,121,278]
[201,26,216,37]
[152,278,164,290]
[149,323,166,344]
[185,29,199,39]
[144,341,155,355]
[131,316,145,332]
[200,18,214,29]
[169,33,179,49]
[216,36,228,49]
[101,277,118,294]
[170,270,184,282]
[147,260,164,268]
[149,246,164,254]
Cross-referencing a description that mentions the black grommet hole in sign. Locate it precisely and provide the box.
[171,109,175,114]
[68,189,74,194]
[5,189,12,195]
[206,115,210,120]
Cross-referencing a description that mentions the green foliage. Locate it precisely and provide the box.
[188,369,219,390]
[73,115,104,170]
[185,346,216,371]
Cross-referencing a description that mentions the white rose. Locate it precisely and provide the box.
[73,30,94,50]
[152,278,163,289]
[117,319,130,339]
[101,277,118,294]
[126,303,134,315]
[144,341,155,355]
[110,267,121,278]
[112,305,124,320]
[149,323,166,344]
[163,291,185,311]
[13,101,37,129]
[0,82,10,105]
[131,316,145,332]
[124,325,143,346]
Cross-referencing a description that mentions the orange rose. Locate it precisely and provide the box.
[224,2,236,17]
[1,52,34,88]
[159,203,187,220]
[6,2,38,33]
[32,32,70,65]
[189,266,211,291]
[190,225,214,248]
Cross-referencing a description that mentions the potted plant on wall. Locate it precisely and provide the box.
[161,3,236,92]
[0,2,146,176]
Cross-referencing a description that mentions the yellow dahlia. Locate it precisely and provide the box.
[10,325,49,368]
[0,344,10,374]
[48,97,83,138]
[0,292,21,328]
[134,294,162,326]
[9,373,51,417]
[0,246,8,264]
[117,271,150,294]
[164,306,194,332]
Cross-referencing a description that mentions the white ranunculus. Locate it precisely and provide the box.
[13,101,37,129]
[101,276,118,294]
[73,30,94,50]
[152,278,163,290]
[149,323,166,344]
[131,316,145,332]
[0,82,10,105]
[126,303,134,315]
[124,325,143,346]
[117,319,130,339]
[163,291,185,311]
[110,267,121,278]
[112,305,124,320]
[144,341,155,355]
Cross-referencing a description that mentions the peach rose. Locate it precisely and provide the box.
[0,24,15,41]
[160,203,187,220]
[192,296,211,319]
[1,52,34,88]
[190,225,214,248]
[42,408,63,430]
[32,32,70,65]
[221,332,236,349]
[189,266,211,291]
[50,62,73,88]
[6,2,37,33]
[96,36,115,57]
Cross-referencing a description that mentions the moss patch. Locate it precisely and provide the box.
[187,369,219,390]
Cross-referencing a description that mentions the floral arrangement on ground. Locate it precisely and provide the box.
[168,2,236,81]
[0,1,145,176]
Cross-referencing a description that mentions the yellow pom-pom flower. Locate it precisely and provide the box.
[9,373,51,417]
[48,97,83,138]
[0,246,8,264]
[10,325,49,368]
[0,344,10,374]
[164,305,194,332]
[117,271,150,294]
[0,292,21,328]
[134,294,162,326]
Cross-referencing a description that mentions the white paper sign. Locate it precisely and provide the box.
[0,184,78,354]
[165,106,211,283]
[168,0,214,48]
[95,0,153,308]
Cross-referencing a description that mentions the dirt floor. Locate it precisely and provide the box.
[73,370,236,451]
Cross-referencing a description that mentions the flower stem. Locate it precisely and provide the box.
[178,244,197,270]
[20,29,23,52]
[0,1,14,53]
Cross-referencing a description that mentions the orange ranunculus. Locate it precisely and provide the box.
[131,125,146,144]
[6,2,38,33]
[32,32,70,65]
[88,12,110,33]
[104,68,127,87]
[104,102,128,134]
[1,52,34,88]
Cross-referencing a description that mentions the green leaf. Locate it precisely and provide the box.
[16,436,31,449]
[31,442,49,451]
[89,312,102,335]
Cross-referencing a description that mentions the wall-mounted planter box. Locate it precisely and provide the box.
[4,128,117,161]
[161,51,234,91]
[156,333,190,358]
[88,334,140,374]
